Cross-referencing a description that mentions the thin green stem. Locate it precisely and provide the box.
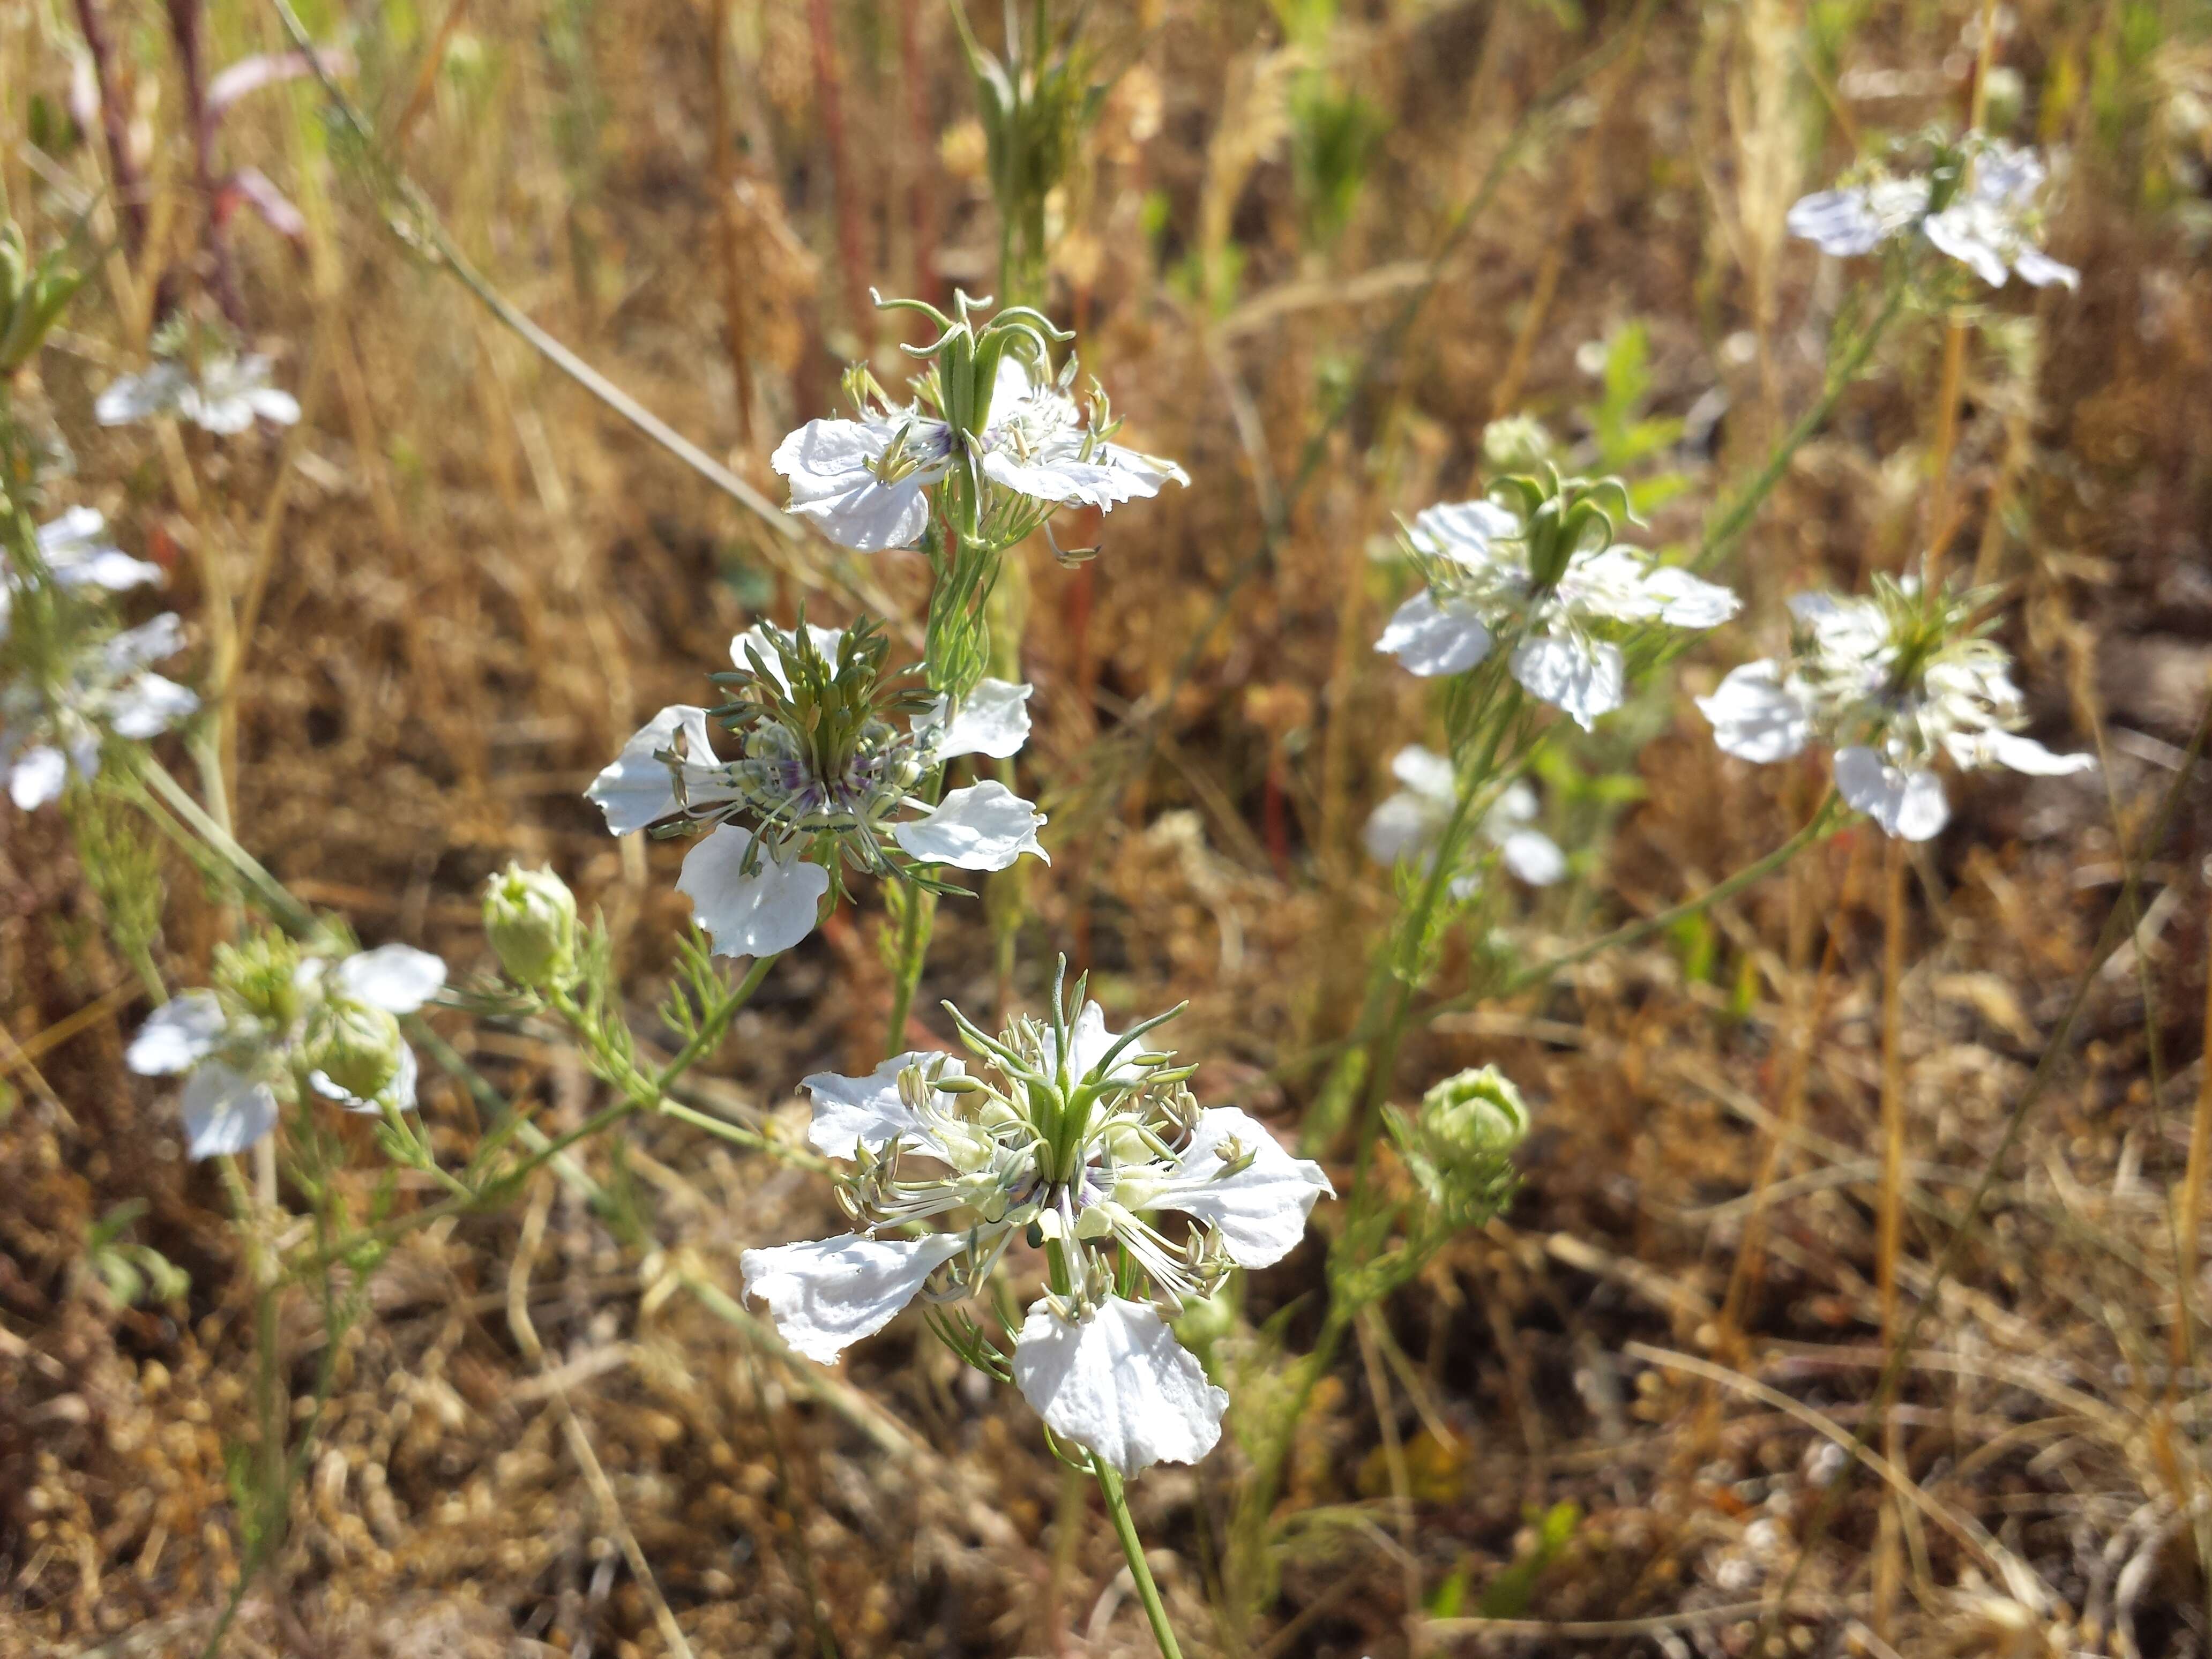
[884,878,936,1059]
[137,759,313,935]
[1693,279,1906,571]
[1093,1454,1185,1659]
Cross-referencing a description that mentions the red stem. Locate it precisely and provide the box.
[165,0,249,327]
[72,0,148,258]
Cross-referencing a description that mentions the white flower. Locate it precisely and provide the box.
[771,414,952,552]
[96,354,302,434]
[740,985,1332,1476]
[586,619,1046,955]
[1698,579,2094,842]
[11,509,162,609]
[1788,137,2078,290]
[1362,745,1565,892]
[2,612,198,810]
[1376,496,1739,730]
[771,304,1186,552]
[126,940,446,1158]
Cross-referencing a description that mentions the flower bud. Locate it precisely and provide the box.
[482,863,579,990]
[1418,1065,1529,1155]
[1480,414,1556,479]
[304,995,405,1102]
[213,934,304,1028]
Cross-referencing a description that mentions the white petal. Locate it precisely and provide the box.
[802,1051,965,1160]
[8,745,70,810]
[893,781,1048,871]
[1144,1107,1333,1268]
[922,678,1034,761]
[180,1062,280,1159]
[1389,744,1458,803]
[1408,498,1520,563]
[57,549,165,593]
[126,990,227,1075]
[103,613,186,674]
[1640,565,1742,629]
[980,450,1145,510]
[739,1232,969,1364]
[1923,211,2012,287]
[730,623,846,693]
[335,944,447,1013]
[1091,442,1190,497]
[1012,1297,1228,1477]
[1835,746,1951,841]
[1499,828,1567,886]
[1697,661,1813,764]
[676,825,829,956]
[245,386,302,426]
[1786,189,1880,255]
[772,418,942,551]
[1510,636,1624,729]
[1376,592,1493,677]
[108,674,199,738]
[1985,731,2096,777]
[38,505,111,553]
[95,364,188,425]
[2011,247,2079,290]
[586,705,723,834]
[1362,793,1437,866]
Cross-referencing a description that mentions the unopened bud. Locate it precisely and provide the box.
[482,863,579,990]
[213,934,304,1028]
[1481,414,1556,479]
[304,995,405,1102]
[1418,1065,1529,1154]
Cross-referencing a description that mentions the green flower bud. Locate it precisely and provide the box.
[482,863,579,990]
[1480,414,1556,479]
[213,934,305,1028]
[1173,1286,1239,1357]
[1418,1065,1529,1155]
[304,995,405,1102]
[1387,1064,1528,1226]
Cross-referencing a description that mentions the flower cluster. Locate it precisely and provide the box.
[772,291,1185,554]
[742,981,1332,1476]
[1377,477,1740,729]
[126,935,447,1159]
[1698,578,2094,840]
[2,510,196,811]
[1787,134,2078,290]
[588,619,1047,957]
[1362,745,1566,892]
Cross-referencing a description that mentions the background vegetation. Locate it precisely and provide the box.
[3,0,2211,1653]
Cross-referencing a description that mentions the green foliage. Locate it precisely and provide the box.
[1478,1500,1582,1616]
[85,1200,190,1308]
[1575,323,1691,513]
[0,218,83,376]
[1290,80,1384,247]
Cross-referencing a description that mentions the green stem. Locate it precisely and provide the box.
[138,759,314,936]
[1093,1454,1185,1659]
[884,878,936,1059]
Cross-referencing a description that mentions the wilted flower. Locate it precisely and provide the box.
[1,611,198,810]
[1787,134,2078,290]
[741,975,1333,1476]
[587,618,1047,957]
[483,862,580,990]
[772,291,1185,552]
[1698,578,2094,841]
[96,352,301,435]
[1362,745,1565,891]
[1376,477,1740,729]
[125,935,446,1158]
